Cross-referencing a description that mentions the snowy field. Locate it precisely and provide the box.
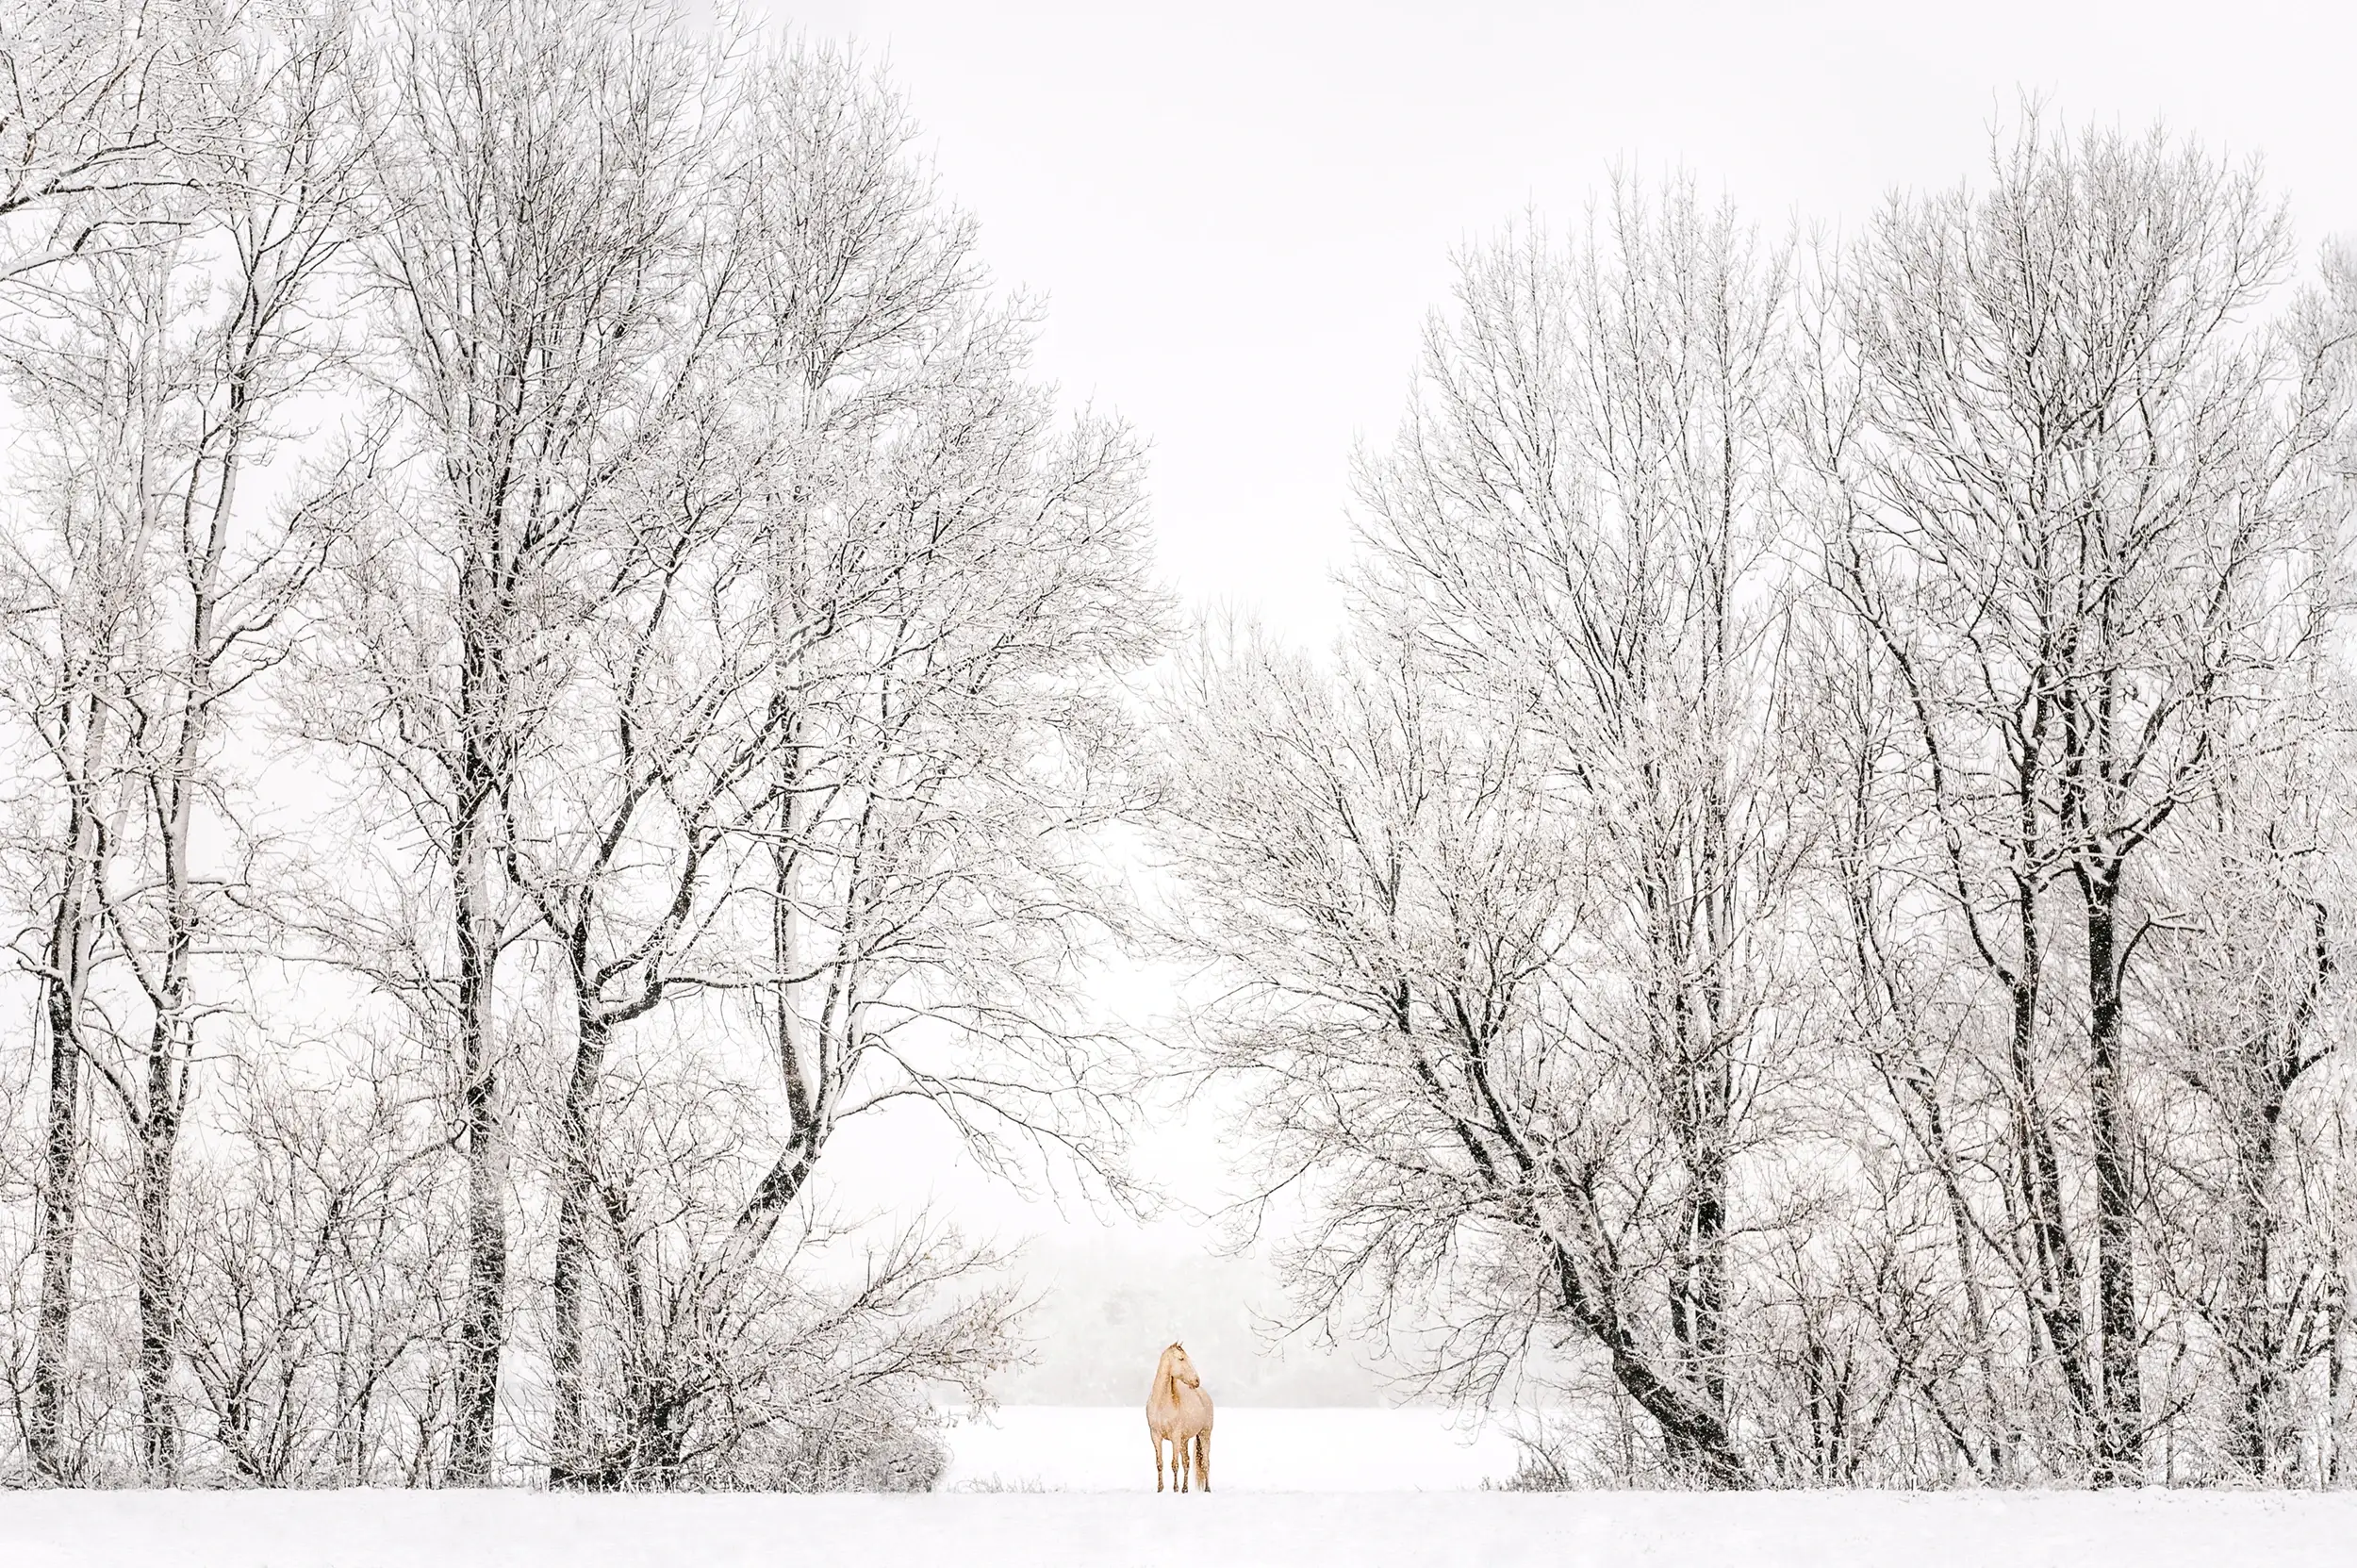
[3,1409,2353,1568]
[5,1487,2357,1568]
[4,1411,2356,1567]
[941,1404,1520,1491]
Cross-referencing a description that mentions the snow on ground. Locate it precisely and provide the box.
[4,1410,2353,1568]
[6,1487,2357,1568]
[941,1403,1520,1491]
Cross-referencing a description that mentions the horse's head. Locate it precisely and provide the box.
[1163,1342,1201,1390]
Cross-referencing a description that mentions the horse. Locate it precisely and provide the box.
[1146,1341,1214,1493]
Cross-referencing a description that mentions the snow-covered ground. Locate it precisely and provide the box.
[941,1404,1520,1491]
[6,1487,2357,1568]
[4,1411,2353,1567]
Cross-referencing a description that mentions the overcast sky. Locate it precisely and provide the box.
[754,0,2357,647]
[722,0,2357,1379]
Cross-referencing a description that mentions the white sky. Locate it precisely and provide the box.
[757,0,2357,645]
[729,0,2357,1389]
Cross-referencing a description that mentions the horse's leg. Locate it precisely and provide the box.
[1177,1431,1189,1493]
[1197,1430,1211,1493]
[1152,1432,1164,1492]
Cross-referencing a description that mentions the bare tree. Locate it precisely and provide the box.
[0,0,214,1477]
[1158,618,1767,1483]
[1803,114,2345,1482]
[2139,721,2351,1478]
[297,0,730,1481]
[711,39,1162,1285]
[1795,595,2033,1481]
[0,5,370,1477]
[1159,180,1800,1486]
[497,305,779,1481]
[525,1048,1022,1490]
[173,1045,463,1486]
[1384,181,1801,1477]
[300,17,1160,1487]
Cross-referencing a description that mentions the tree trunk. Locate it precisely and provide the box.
[1920,1082,2005,1478]
[1547,1229,1751,1486]
[731,1125,824,1265]
[1676,1135,1732,1420]
[134,342,254,1483]
[548,1005,609,1485]
[2328,1261,2351,1487]
[730,758,827,1265]
[2220,1089,2288,1480]
[2084,867,2143,1484]
[446,685,507,1484]
[29,699,107,1482]
[29,912,87,1483]
[134,1092,183,1479]
[2004,867,2101,1441]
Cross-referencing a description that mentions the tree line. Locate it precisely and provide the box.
[1154,150,2357,1486]
[4,0,2356,1493]
[1,0,1160,1488]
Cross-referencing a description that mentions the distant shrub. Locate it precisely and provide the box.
[670,1408,952,1494]
[1487,1436,1579,1493]
[1483,1411,1623,1492]
[955,1473,1058,1494]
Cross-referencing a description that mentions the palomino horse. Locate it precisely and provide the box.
[1146,1342,1213,1493]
